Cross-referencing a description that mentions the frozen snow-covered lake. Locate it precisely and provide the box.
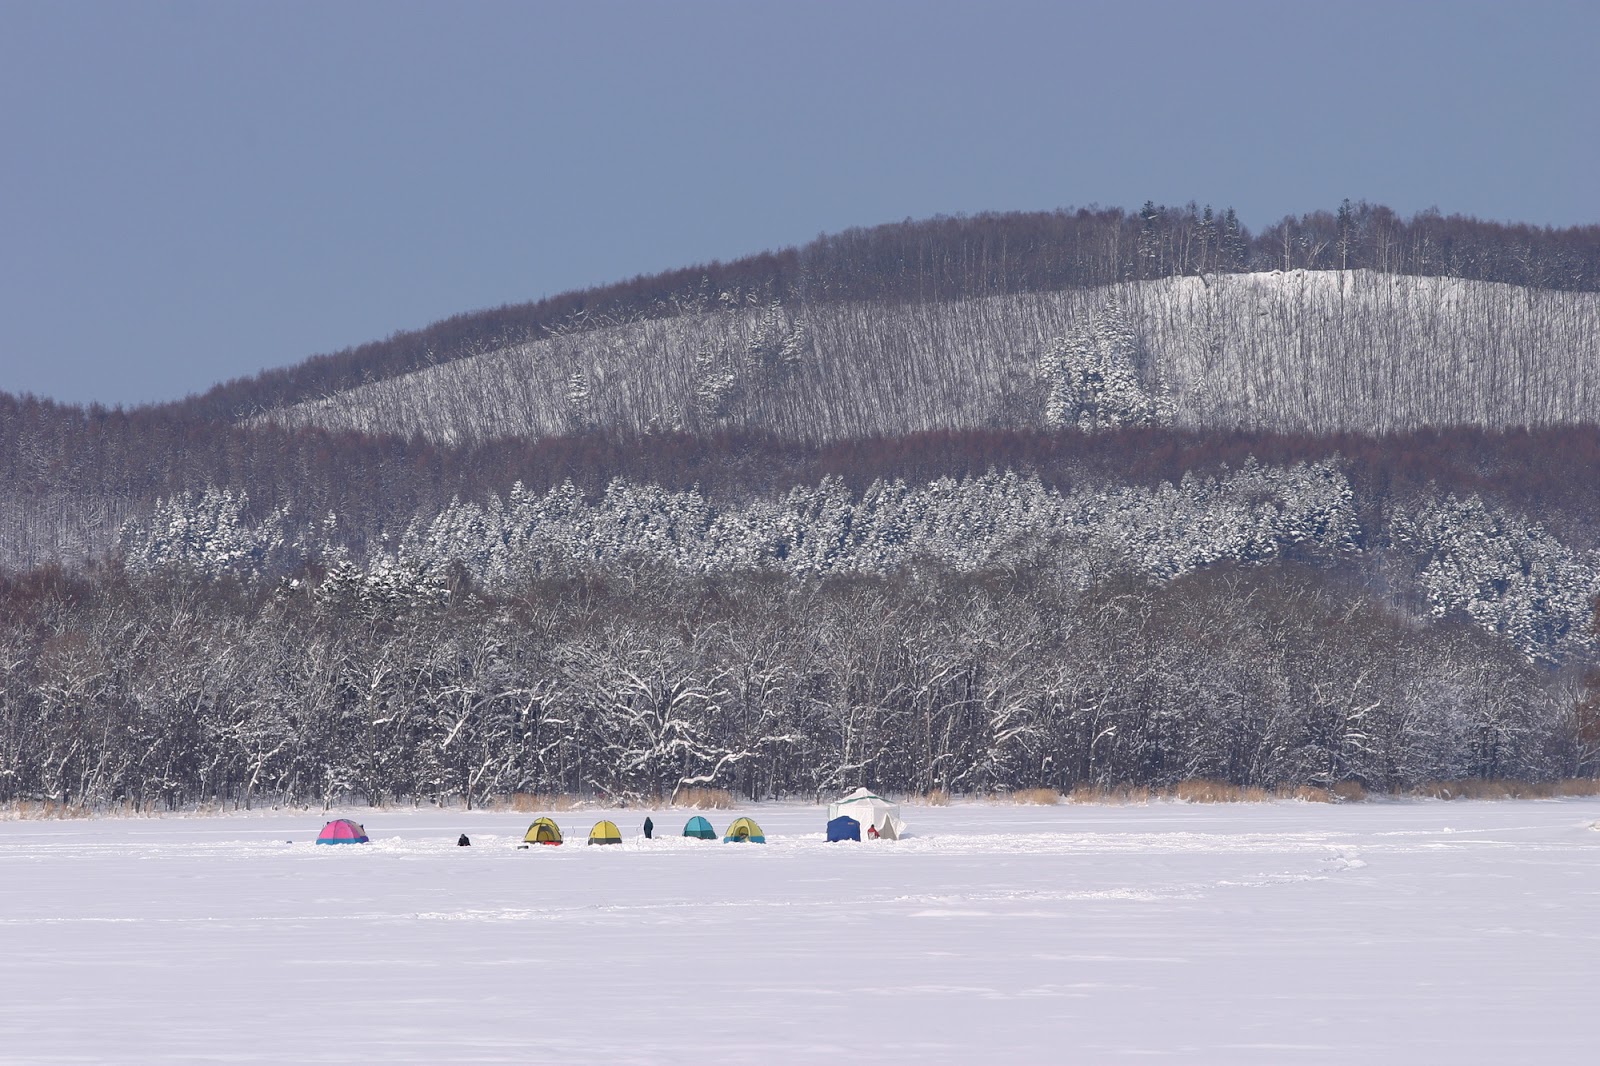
[3,800,1599,1063]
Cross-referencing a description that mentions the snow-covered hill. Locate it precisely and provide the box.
[258,270,1600,442]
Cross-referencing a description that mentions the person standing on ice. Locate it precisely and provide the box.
[643,816,654,839]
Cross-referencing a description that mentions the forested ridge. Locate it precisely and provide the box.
[167,201,1600,421]
[4,200,1600,809]
[260,271,1600,444]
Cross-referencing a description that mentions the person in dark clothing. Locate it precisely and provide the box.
[643,817,654,839]
[457,833,471,846]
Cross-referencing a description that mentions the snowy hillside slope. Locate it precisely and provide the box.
[258,270,1600,442]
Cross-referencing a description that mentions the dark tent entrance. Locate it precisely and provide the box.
[724,817,765,843]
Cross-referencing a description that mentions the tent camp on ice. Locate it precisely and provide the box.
[588,820,623,845]
[724,817,765,843]
[683,815,717,840]
[316,819,369,845]
[827,815,860,842]
[827,788,905,839]
[523,818,564,845]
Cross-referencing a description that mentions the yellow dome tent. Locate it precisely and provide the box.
[587,820,623,846]
[523,817,564,845]
[723,816,765,843]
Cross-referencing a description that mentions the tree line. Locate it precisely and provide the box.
[8,383,1600,571]
[1,560,1590,811]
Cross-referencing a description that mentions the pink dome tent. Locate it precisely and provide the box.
[315,818,369,845]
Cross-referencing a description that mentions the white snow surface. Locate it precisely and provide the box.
[3,800,1599,1063]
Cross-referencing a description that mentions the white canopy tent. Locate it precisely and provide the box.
[827,788,906,839]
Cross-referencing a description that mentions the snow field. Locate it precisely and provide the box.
[2,801,1599,1063]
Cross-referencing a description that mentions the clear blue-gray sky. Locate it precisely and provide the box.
[2,0,1596,407]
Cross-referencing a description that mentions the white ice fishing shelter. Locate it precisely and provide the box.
[827,788,905,839]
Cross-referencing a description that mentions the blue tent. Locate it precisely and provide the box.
[683,815,716,840]
[827,815,860,842]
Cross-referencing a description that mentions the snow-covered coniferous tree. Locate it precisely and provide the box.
[1393,493,1600,664]
[1037,303,1172,431]
[118,488,290,577]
